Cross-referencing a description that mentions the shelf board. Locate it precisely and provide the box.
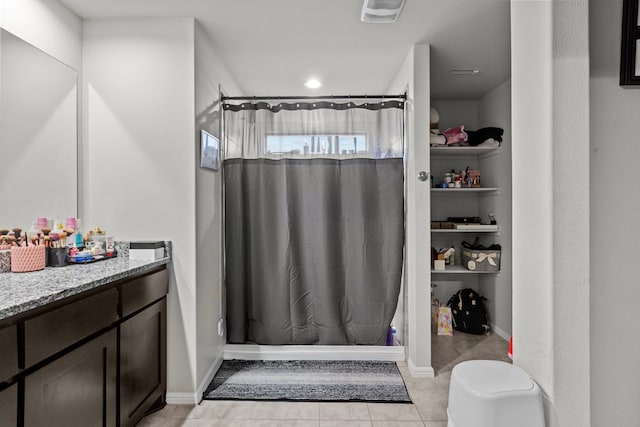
[430,146,500,157]
[431,265,500,274]
[431,228,500,233]
[431,187,499,193]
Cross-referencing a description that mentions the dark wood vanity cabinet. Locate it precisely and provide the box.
[1,265,168,427]
[0,325,18,383]
[0,324,19,426]
[120,299,167,427]
[0,385,17,426]
[119,269,168,427]
[24,329,117,427]
[23,289,118,369]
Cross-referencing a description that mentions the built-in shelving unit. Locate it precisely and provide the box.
[430,146,502,275]
[429,88,512,361]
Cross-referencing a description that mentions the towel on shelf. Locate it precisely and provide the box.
[430,130,447,145]
[477,138,501,147]
[466,127,504,146]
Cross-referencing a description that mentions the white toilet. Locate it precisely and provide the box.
[447,360,545,427]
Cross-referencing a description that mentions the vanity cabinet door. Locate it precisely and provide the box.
[0,325,18,382]
[0,384,17,426]
[120,298,167,427]
[24,329,117,427]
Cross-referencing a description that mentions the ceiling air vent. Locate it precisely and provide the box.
[361,0,406,23]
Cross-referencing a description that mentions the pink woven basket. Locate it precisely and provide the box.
[11,245,46,273]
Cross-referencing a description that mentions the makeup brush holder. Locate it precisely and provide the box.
[47,247,68,267]
[11,245,46,273]
[0,250,10,273]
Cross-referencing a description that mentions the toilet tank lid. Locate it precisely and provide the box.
[455,360,535,394]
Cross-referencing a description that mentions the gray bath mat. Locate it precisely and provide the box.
[203,360,411,403]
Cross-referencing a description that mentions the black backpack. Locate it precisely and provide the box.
[447,288,490,335]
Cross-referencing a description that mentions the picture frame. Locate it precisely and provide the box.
[200,129,220,170]
[620,0,640,86]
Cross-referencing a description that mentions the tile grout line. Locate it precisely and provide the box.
[368,401,377,422]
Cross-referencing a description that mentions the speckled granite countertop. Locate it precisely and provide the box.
[0,256,170,321]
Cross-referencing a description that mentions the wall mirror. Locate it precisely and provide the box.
[0,28,78,230]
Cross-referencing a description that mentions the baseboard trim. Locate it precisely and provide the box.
[166,358,224,405]
[196,357,223,402]
[224,345,405,361]
[407,358,435,378]
[165,392,198,405]
[491,323,511,342]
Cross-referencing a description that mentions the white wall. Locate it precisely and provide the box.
[430,100,479,131]
[478,79,512,337]
[0,0,81,70]
[590,0,640,425]
[512,1,590,426]
[387,44,432,376]
[194,21,243,395]
[82,18,198,398]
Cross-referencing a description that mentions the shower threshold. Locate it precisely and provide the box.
[224,344,405,361]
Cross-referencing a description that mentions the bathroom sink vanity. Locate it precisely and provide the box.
[0,256,170,426]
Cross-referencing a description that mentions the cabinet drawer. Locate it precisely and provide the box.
[121,269,168,317]
[24,289,118,367]
[0,325,18,382]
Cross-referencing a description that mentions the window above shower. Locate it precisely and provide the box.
[266,134,367,156]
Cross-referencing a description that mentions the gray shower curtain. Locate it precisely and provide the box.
[224,157,404,345]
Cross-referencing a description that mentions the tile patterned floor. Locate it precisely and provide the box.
[139,333,510,427]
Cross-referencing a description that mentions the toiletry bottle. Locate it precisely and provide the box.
[36,217,48,231]
[28,221,38,242]
[66,217,77,247]
[75,218,84,249]
[53,218,64,234]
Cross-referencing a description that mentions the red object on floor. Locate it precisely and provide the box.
[508,336,513,359]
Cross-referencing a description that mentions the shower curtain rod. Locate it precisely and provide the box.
[221,94,407,102]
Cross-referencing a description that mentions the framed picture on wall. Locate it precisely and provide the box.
[200,129,219,170]
[620,0,640,85]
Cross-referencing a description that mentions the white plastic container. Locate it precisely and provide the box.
[447,360,544,427]
[129,241,165,261]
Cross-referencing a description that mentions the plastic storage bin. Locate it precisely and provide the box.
[447,360,544,427]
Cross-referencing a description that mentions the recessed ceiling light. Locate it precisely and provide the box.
[449,69,480,76]
[305,79,322,89]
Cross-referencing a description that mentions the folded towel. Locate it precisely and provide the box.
[430,131,447,146]
[466,127,504,146]
[477,138,501,147]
